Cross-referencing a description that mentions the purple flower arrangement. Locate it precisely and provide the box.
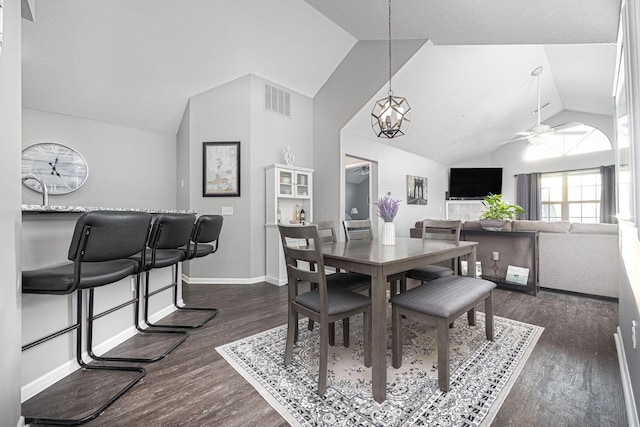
[376,196,401,222]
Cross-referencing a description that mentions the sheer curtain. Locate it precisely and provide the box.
[516,173,541,220]
[600,165,617,223]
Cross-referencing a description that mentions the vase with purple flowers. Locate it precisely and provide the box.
[375,195,401,245]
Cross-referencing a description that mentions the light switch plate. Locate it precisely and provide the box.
[221,206,233,215]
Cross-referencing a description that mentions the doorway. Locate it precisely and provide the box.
[344,155,378,231]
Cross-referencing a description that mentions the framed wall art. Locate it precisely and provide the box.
[203,141,241,197]
[406,175,428,205]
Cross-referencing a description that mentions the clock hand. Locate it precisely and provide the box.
[49,157,61,177]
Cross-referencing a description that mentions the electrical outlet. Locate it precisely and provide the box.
[221,206,233,215]
[633,320,638,350]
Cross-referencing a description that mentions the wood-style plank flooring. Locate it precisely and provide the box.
[22,282,626,426]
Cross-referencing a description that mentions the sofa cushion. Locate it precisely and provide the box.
[570,222,618,235]
[513,220,570,233]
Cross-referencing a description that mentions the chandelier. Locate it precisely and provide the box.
[371,0,411,139]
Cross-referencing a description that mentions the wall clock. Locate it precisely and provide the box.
[22,142,89,195]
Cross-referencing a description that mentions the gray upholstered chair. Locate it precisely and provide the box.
[390,275,496,392]
[308,220,371,346]
[405,219,462,287]
[278,224,371,396]
[342,219,406,295]
[342,219,374,241]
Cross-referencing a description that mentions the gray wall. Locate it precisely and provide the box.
[313,40,427,230]
[22,108,177,209]
[0,0,23,423]
[182,74,313,281]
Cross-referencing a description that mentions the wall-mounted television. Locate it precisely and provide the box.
[448,168,503,200]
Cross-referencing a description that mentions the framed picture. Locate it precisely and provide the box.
[203,141,240,197]
[406,175,428,205]
[506,265,530,286]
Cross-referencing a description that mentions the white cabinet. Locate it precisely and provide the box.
[265,164,314,285]
[265,164,313,225]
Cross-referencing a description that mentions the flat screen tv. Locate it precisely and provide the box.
[448,168,503,200]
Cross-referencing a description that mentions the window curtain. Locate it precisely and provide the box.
[516,173,541,220]
[600,165,617,224]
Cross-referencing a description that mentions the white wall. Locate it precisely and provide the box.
[183,74,314,281]
[0,0,24,423]
[22,108,177,209]
[341,131,450,237]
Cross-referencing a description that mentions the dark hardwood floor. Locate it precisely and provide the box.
[22,282,626,426]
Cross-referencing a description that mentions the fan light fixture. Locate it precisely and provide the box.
[371,0,411,139]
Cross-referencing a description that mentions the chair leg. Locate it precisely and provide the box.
[400,276,407,293]
[318,320,329,396]
[343,318,350,347]
[392,304,402,368]
[363,307,371,368]
[24,290,147,426]
[285,305,296,365]
[87,275,188,364]
[485,291,494,341]
[437,318,450,392]
[144,265,218,329]
[467,306,476,326]
[329,322,335,346]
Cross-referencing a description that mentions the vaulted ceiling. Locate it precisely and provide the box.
[22,0,621,165]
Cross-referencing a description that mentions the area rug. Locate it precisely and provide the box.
[217,312,543,426]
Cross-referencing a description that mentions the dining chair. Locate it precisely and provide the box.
[342,219,405,295]
[278,224,371,396]
[404,219,462,288]
[307,220,371,346]
[342,219,374,241]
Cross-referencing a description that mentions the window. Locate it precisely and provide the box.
[524,124,611,161]
[540,169,601,223]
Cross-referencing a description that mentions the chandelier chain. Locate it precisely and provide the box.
[388,0,392,95]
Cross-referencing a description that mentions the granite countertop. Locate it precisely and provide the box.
[22,204,197,214]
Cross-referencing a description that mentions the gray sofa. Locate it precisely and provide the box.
[410,220,619,298]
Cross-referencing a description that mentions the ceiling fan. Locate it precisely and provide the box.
[502,66,583,145]
[347,163,370,175]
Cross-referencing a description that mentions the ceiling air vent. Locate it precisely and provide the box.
[264,84,291,118]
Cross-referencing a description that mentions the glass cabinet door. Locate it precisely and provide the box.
[278,169,294,197]
[294,171,311,198]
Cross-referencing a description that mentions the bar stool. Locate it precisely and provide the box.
[21,211,152,425]
[141,213,218,329]
[85,214,190,364]
[165,214,224,328]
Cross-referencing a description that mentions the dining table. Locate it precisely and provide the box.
[321,236,478,403]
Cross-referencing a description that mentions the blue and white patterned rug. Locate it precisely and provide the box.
[217,312,543,426]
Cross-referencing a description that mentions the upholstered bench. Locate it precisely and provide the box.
[390,275,496,391]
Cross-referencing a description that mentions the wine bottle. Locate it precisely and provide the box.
[295,204,300,221]
[300,207,306,223]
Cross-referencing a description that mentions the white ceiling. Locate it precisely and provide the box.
[21,0,621,165]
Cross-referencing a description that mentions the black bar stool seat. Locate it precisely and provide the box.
[23,260,139,294]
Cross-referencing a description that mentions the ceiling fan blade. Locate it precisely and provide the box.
[550,121,584,131]
[499,134,531,145]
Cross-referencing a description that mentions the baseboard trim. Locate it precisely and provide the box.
[615,327,640,426]
[182,275,273,285]
[21,304,177,403]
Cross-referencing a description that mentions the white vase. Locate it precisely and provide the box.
[382,222,396,245]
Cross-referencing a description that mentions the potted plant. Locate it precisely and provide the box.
[479,193,525,231]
